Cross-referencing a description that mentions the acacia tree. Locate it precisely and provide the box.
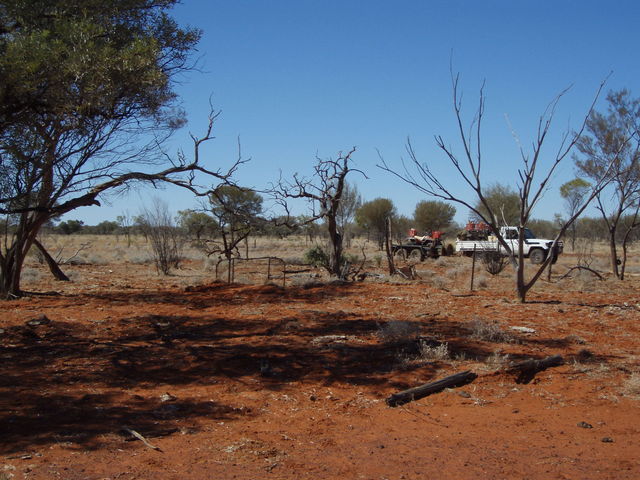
[559,178,591,251]
[575,89,640,279]
[413,200,456,233]
[355,198,396,249]
[336,182,362,247]
[177,210,218,242]
[206,186,263,260]
[379,73,610,302]
[273,148,365,277]
[473,184,520,225]
[0,1,243,298]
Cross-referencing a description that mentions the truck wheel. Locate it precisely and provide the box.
[394,248,407,260]
[529,248,546,265]
[409,249,422,261]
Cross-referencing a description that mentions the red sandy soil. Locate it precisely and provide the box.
[1,261,639,479]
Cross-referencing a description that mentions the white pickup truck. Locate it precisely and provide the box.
[455,226,563,264]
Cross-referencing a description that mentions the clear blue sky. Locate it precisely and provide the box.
[72,0,639,226]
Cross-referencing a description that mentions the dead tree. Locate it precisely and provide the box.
[272,148,366,278]
[32,239,69,281]
[379,70,612,302]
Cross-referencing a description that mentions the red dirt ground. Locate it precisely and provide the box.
[1,261,639,479]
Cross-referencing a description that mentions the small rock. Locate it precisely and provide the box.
[160,393,177,403]
[26,314,50,327]
[309,395,317,402]
[601,437,614,443]
[577,421,593,429]
[458,390,472,398]
[510,326,536,334]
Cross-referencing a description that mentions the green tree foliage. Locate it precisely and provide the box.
[526,219,558,240]
[177,210,218,241]
[0,0,199,131]
[355,198,396,249]
[210,186,263,231]
[473,184,520,225]
[413,200,456,233]
[91,221,119,235]
[336,182,362,246]
[208,186,263,260]
[559,178,591,251]
[575,89,640,279]
[56,219,84,235]
[391,215,412,243]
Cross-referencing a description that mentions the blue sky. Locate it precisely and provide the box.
[73,0,639,226]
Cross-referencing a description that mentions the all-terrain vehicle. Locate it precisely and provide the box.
[392,229,444,261]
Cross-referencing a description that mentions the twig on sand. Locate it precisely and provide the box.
[122,426,163,452]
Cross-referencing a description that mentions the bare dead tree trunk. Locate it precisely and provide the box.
[33,239,69,281]
[377,73,609,303]
[384,216,395,275]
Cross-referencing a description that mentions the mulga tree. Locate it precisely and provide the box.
[575,89,640,279]
[355,198,397,249]
[413,200,456,233]
[0,1,242,298]
[207,186,263,260]
[559,178,591,251]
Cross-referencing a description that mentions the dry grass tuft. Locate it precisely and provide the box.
[469,317,517,343]
[623,373,640,399]
[417,340,450,361]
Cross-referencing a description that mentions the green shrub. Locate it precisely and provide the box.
[303,245,329,269]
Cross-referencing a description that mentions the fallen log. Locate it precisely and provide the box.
[386,370,477,407]
[33,239,70,281]
[507,354,564,384]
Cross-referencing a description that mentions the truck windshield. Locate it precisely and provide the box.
[523,228,535,239]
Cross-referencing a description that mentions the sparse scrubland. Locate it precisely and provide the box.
[1,233,639,479]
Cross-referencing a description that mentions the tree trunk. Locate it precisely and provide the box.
[384,216,395,275]
[327,215,342,277]
[1,214,48,299]
[33,239,70,281]
[515,240,528,303]
[608,229,620,279]
[1,242,29,299]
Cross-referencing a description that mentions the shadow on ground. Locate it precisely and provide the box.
[0,282,609,454]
